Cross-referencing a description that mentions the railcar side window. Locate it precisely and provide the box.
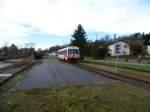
[68,49,79,54]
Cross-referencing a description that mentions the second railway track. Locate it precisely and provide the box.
[76,63,150,91]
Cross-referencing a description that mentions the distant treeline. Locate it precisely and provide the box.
[0,43,35,60]
[49,24,150,59]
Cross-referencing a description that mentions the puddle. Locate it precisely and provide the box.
[0,74,12,77]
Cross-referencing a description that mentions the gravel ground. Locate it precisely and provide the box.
[13,59,113,89]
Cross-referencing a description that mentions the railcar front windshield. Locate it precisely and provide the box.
[68,49,79,54]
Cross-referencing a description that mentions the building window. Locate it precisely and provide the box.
[124,45,128,48]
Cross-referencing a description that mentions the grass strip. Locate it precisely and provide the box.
[84,60,150,73]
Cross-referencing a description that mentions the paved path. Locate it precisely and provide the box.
[14,59,113,89]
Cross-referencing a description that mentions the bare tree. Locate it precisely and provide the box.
[22,43,36,61]
[2,41,9,47]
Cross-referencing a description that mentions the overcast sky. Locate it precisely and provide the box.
[0,0,150,49]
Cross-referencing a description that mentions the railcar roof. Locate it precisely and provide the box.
[58,46,79,52]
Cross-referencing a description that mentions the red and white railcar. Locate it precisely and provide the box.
[57,46,80,62]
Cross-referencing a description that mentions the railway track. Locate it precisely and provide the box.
[49,59,150,90]
[77,64,150,91]
[48,58,72,85]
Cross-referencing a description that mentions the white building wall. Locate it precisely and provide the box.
[108,45,113,56]
[148,45,150,55]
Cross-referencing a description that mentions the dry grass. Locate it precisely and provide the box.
[0,82,150,112]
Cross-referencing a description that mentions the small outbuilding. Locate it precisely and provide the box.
[108,41,130,56]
